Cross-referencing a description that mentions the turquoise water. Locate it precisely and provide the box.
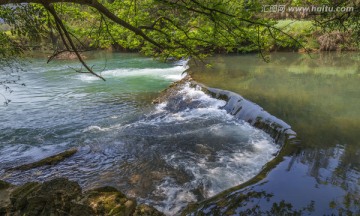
[0,52,279,215]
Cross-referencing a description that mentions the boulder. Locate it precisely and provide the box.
[0,178,165,216]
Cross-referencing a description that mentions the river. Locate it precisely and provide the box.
[189,52,360,215]
[0,52,281,215]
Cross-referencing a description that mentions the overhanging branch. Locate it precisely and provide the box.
[43,2,106,81]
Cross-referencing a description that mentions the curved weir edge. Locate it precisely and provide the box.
[167,76,302,215]
[155,75,300,147]
[198,84,298,146]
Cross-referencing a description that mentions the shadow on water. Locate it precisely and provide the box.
[187,52,360,215]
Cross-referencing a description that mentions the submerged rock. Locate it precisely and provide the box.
[0,178,165,216]
[7,148,78,171]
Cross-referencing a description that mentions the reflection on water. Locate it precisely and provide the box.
[191,52,360,147]
[190,146,360,215]
[189,52,360,214]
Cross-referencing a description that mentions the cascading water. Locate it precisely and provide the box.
[0,53,280,215]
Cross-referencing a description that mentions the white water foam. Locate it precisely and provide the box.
[77,64,187,82]
[82,124,123,132]
[130,83,279,215]
[146,177,197,215]
[0,80,280,216]
[142,83,229,124]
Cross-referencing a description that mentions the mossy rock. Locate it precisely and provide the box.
[85,188,136,216]
[69,203,96,216]
[9,178,86,216]
[2,178,166,216]
[0,180,11,190]
[10,182,42,210]
[0,180,13,216]
[37,177,82,200]
[133,204,165,216]
[8,148,77,171]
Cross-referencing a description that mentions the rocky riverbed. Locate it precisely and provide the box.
[0,177,164,216]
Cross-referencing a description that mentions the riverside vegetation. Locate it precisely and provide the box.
[1,0,359,101]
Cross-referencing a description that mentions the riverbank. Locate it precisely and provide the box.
[0,147,165,215]
[2,18,358,62]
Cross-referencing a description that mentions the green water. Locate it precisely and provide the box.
[0,52,281,215]
[2,51,359,214]
[189,52,360,214]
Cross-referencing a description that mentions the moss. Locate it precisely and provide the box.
[8,178,88,216]
[39,177,82,199]
[133,204,165,216]
[0,180,12,216]
[0,180,11,190]
[2,178,165,216]
[10,182,42,209]
[69,203,95,216]
[85,188,136,216]
[8,148,77,171]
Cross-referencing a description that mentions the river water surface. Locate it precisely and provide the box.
[190,52,360,215]
[0,52,280,215]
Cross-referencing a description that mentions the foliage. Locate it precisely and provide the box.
[264,0,360,50]
[273,20,318,50]
[0,1,304,59]
[0,30,25,105]
[0,0,359,81]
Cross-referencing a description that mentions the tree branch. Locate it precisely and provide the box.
[43,2,106,81]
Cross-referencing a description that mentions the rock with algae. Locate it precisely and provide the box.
[84,186,137,216]
[7,148,78,171]
[0,178,165,216]
[0,180,13,215]
[133,204,165,216]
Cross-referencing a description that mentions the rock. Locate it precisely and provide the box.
[84,186,136,216]
[0,178,166,216]
[69,203,95,216]
[7,148,78,171]
[8,178,87,216]
[133,204,165,216]
[10,182,42,210]
[0,180,11,190]
[0,180,13,216]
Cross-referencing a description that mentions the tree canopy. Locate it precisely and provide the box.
[0,0,301,79]
[0,0,359,80]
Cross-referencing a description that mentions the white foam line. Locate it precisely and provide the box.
[77,65,187,82]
